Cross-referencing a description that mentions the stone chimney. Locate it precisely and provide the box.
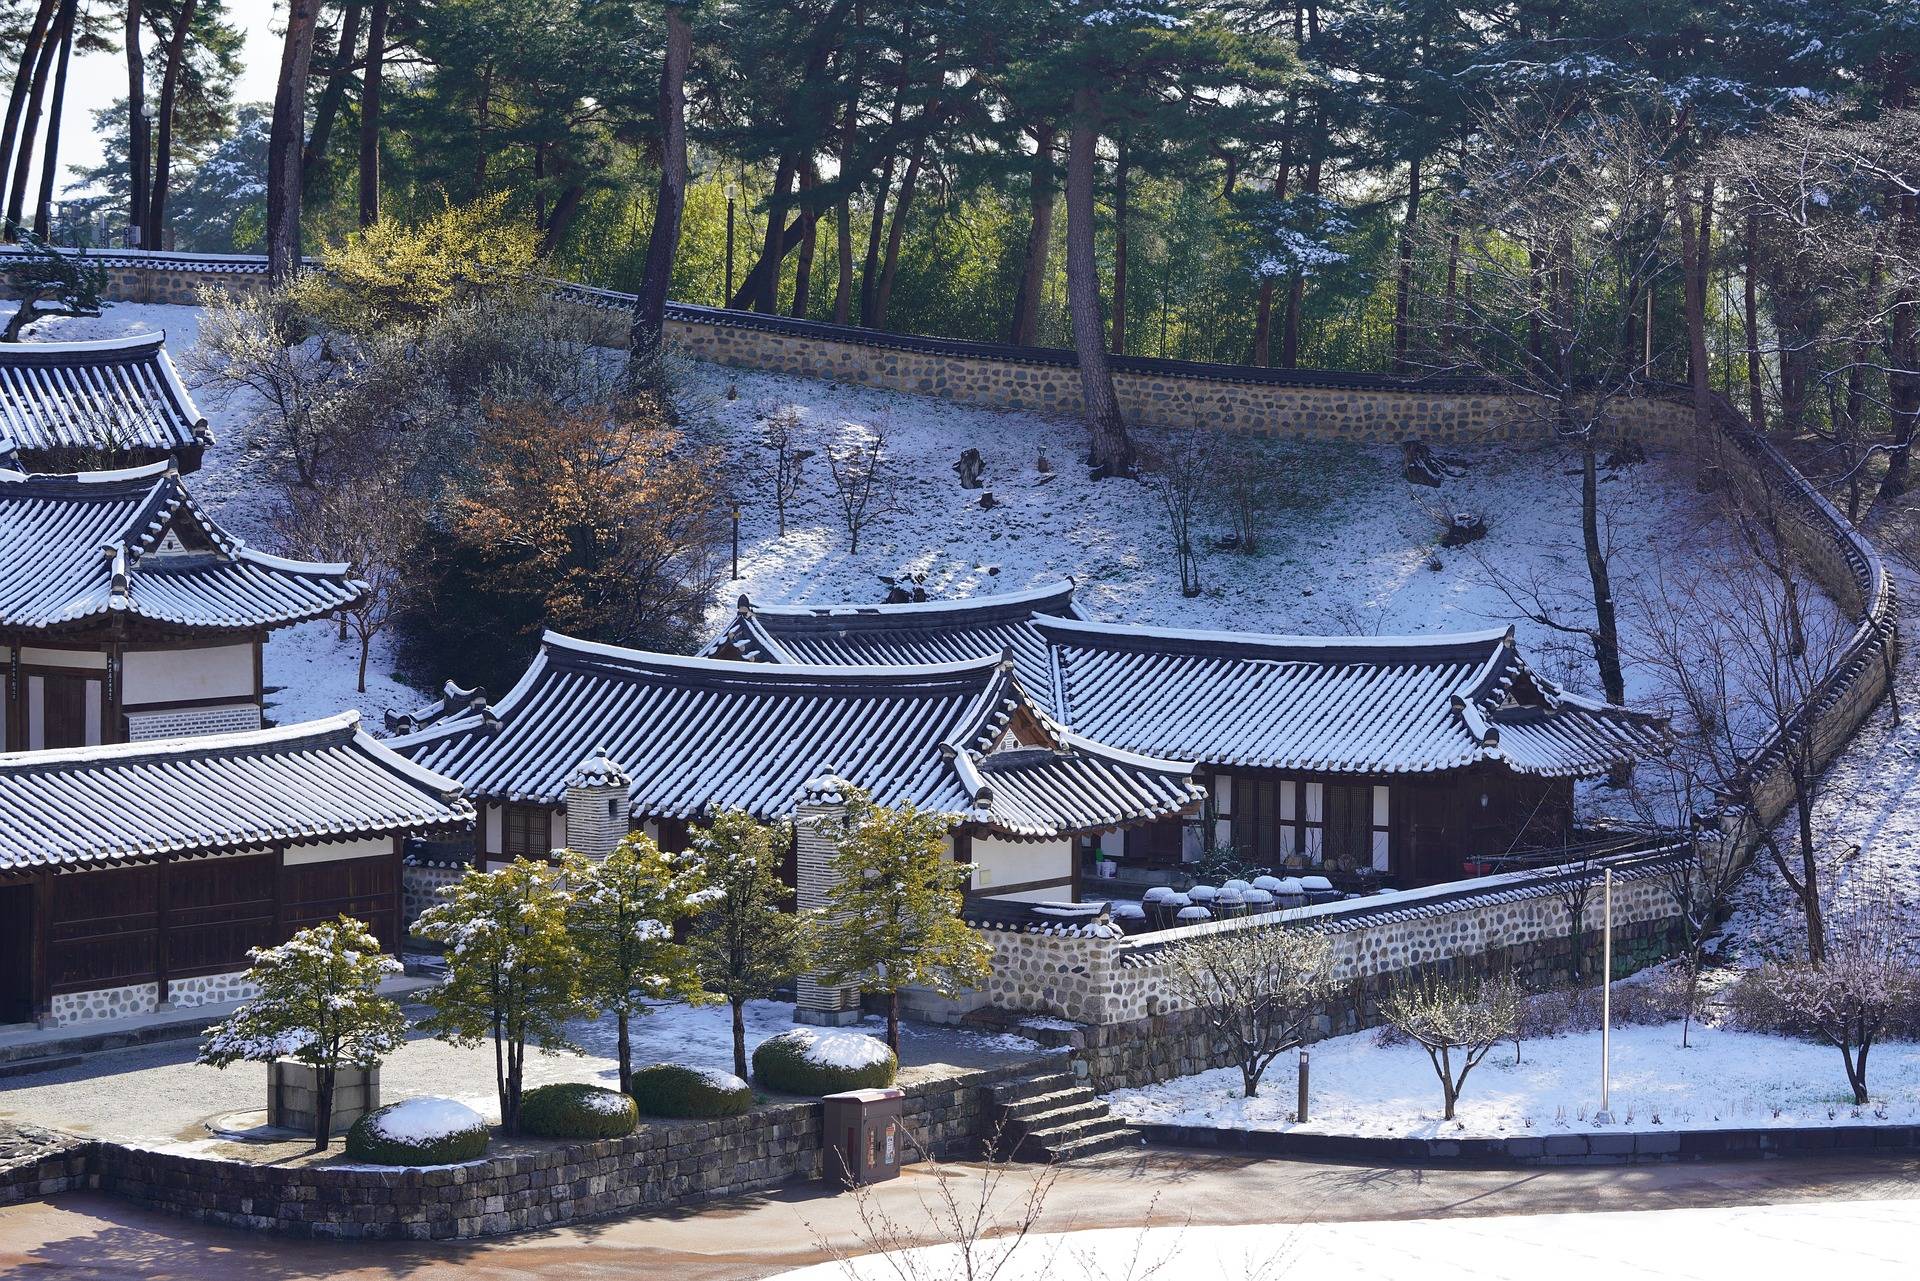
[793,769,863,1026]
[563,747,631,863]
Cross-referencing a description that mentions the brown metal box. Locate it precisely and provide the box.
[822,1087,906,1186]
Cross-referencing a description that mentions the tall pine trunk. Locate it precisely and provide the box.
[1679,176,1715,435]
[268,0,322,284]
[29,0,73,242]
[6,0,69,238]
[1744,209,1764,431]
[1109,132,1128,355]
[357,0,388,228]
[1580,433,1627,706]
[871,123,931,330]
[302,2,362,185]
[1393,153,1422,372]
[0,0,58,236]
[1250,278,1275,366]
[628,0,690,377]
[1877,189,1918,504]
[1065,98,1131,477]
[830,2,863,325]
[1281,153,1320,368]
[1008,125,1055,346]
[126,0,149,245]
[147,0,200,248]
[790,165,818,317]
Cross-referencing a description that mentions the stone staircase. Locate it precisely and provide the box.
[985,1070,1137,1163]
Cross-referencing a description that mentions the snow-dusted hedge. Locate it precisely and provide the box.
[627,1062,754,1118]
[752,1028,897,1095]
[518,1083,639,1139]
[344,1098,491,1166]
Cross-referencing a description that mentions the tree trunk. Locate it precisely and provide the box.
[790,165,818,317]
[616,1009,631,1091]
[1394,152,1422,372]
[357,630,370,693]
[1250,277,1275,366]
[628,0,690,376]
[147,0,201,248]
[1581,435,1627,705]
[1442,228,1460,358]
[1065,99,1131,478]
[126,0,149,246]
[830,1,863,326]
[472,62,492,189]
[731,997,748,1080]
[1281,153,1320,368]
[886,988,899,1053]
[267,0,323,283]
[1678,174,1714,435]
[1877,190,1918,504]
[29,0,74,241]
[870,123,930,330]
[752,155,796,313]
[1110,131,1128,355]
[315,1063,335,1151]
[4,0,64,239]
[0,0,58,236]
[357,0,388,228]
[302,1,363,186]
[1744,209,1763,431]
[1008,125,1056,347]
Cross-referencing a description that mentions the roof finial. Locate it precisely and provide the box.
[737,593,753,617]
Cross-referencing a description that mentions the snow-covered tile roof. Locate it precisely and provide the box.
[704,581,1086,712]
[392,632,1200,838]
[1040,616,1664,776]
[0,333,209,465]
[0,463,366,633]
[0,712,473,870]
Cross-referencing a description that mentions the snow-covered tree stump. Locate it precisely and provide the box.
[794,773,864,1026]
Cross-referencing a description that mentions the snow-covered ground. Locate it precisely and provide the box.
[772,1200,1920,1281]
[1104,1020,1920,1139]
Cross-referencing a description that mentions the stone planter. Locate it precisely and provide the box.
[267,1059,381,1136]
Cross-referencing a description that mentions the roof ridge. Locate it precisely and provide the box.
[0,711,363,771]
[0,331,167,357]
[541,630,1008,683]
[0,460,175,488]
[1035,614,1515,655]
[743,579,1077,626]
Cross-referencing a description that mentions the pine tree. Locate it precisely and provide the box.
[415,858,588,1134]
[1,231,104,341]
[688,809,810,1079]
[198,916,408,1150]
[810,789,990,1052]
[565,835,713,1089]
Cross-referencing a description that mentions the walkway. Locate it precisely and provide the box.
[2,1147,1916,1279]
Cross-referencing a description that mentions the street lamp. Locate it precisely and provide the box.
[1593,865,1615,1125]
[723,181,739,308]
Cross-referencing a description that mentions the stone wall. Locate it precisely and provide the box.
[38,1060,1028,1239]
[401,860,463,931]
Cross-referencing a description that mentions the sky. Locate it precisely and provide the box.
[20,0,281,210]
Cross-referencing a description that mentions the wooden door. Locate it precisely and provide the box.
[0,883,32,1024]
[1402,782,1459,886]
[40,673,92,750]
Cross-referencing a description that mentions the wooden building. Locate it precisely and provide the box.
[708,586,1668,888]
[0,333,210,474]
[0,713,473,1027]
[391,632,1203,902]
[0,464,365,750]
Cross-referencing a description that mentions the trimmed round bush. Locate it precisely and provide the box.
[628,1062,754,1118]
[751,1027,897,1095]
[518,1082,639,1139]
[344,1097,490,1166]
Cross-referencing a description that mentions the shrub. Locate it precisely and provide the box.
[344,1097,491,1166]
[628,1063,754,1118]
[751,1028,897,1095]
[517,1082,639,1139]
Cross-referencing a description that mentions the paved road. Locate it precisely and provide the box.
[3,1148,1917,1280]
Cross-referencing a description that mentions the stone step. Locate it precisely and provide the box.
[1014,1114,1125,1151]
[986,1073,1078,1105]
[1001,1088,1099,1122]
[1036,1127,1140,1163]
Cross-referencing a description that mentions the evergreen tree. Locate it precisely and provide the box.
[688,809,809,1079]
[810,788,990,1052]
[415,858,588,1134]
[565,835,713,1089]
[198,916,408,1150]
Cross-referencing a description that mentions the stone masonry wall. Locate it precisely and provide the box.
[401,861,463,931]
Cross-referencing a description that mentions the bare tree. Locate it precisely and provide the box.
[825,419,893,555]
[275,475,420,692]
[1417,102,1678,708]
[1148,430,1212,598]
[762,407,813,536]
[1214,437,1278,554]
[1164,924,1333,1099]
[1379,968,1522,1122]
[1734,892,1919,1105]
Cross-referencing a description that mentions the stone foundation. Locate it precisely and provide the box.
[401,861,463,931]
[47,982,159,1027]
[268,1061,380,1136]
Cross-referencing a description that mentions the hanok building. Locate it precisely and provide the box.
[0,713,473,1027]
[391,632,1203,903]
[711,586,1668,888]
[0,464,365,750]
[0,333,211,474]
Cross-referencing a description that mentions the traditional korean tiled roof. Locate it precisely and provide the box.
[0,463,366,633]
[0,333,209,466]
[1038,617,1666,777]
[0,712,473,871]
[703,582,1086,712]
[393,633,1202,839]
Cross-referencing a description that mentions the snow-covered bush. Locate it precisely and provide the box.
[344,1098,491,1166]
[1516,970,1694,1041]
[628,1062,754,1117]
[517,1083,639,1139]
[752,1028,898,1095]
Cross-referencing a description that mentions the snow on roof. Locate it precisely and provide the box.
[0,466,366,633]
[0,331,210,466]
[704,581,1086,711]
[393,632,1199,838]
[0,712,473,871]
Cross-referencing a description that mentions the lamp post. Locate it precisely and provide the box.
[723,181,738,308]
[1593,865,1615,1125]
[730,499,741,580]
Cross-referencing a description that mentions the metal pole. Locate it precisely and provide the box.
[1297,1048,1309,1124]
[724,185,737,307]
[730,503,740,580]
[1596,865,1614,1123]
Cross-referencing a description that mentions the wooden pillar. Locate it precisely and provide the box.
[32,869,51,1020]
[271,840,286,939]
[5,642,18,753]
[154,853,172,1006]
[388,834,404,952]
[105,636,124,744]
[252,630,266,722]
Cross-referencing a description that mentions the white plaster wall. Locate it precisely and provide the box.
[122,642,254,706]
[968,835,1072,902]
[19,646,107,670]
[286,835,392,866]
